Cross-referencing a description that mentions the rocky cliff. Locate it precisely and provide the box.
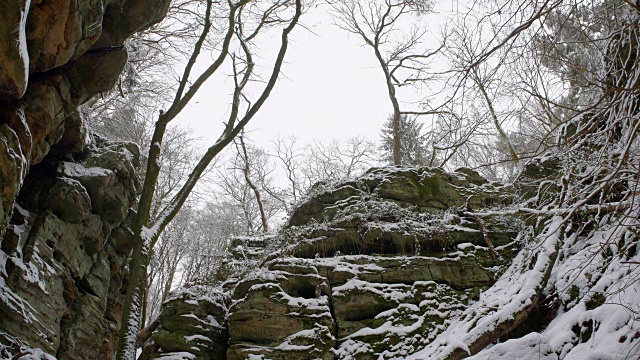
[0,0,171,239]
[140,167,523,359]
[0,0,170,357]
[141,156,640,360]
[0,138,139,359]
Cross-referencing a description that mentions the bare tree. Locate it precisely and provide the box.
[85,13,210,333]
[441,16,527,169]
[398,0,560,178]
[302,136,378,184]
[144,206,193,324]
[273,135,305,210]
[115,0,302,357]
[409,0,640,357]
[331,0,438,165]
[236,134,269,232]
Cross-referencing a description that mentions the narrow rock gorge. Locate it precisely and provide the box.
[1,0,639,358]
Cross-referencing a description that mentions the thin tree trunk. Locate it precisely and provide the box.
[117,237,151,360]
[392,109,402,165]
[160,251,179,303]
[115,0,301,356]
[472,215,497,259]
[372,47,402,165]
[141,274,148,329]
[161,270,174,303]
[372,48,402,165]
[238,135,268,232]
[472,71,519,165]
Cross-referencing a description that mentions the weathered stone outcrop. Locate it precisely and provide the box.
[142,167,522,360]
[0,0,172,357]
[0,0,171,239]
[139,286,229,360]
[93,0,172,48]
[0,138,139,359]
[0,45,126,238]
[283,167,516,259]
[26,0,106,74]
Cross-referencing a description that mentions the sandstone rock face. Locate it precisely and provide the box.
[142,168,522,360]
[26,0,106,73]
[0,0,171,238]
[0,47,127,237]
[0,0,30,100]
[93,0,172,48]
[139,286,229,360]
[0,138,139,359]
[0,0,169,357]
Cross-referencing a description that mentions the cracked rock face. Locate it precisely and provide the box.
[0,0,170,239]
[0,0,171,357]
[0,138,139,359]
[141,168,523,360]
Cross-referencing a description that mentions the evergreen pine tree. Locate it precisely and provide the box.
[380,114,431,166]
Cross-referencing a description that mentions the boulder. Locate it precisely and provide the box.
[0,0,173,356]
[288,167,509,227]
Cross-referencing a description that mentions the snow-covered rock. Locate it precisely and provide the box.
[0,139,140,359]
[142,167,521,359]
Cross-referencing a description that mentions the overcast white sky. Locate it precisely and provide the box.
[174,2,450,151]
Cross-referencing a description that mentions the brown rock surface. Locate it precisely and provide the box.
[0,0,171,238]
[94,0,172,48]
[0,0,30,100]
[0,0,172,357]
[0,47,127,237]
[26,0,106,73]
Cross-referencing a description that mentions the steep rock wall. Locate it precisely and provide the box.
[0,138,139,358]
[0,0,171,357]
[0,0,171,239]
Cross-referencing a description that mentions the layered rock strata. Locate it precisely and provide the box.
[142,167,522,359]
[0,0,171,357]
